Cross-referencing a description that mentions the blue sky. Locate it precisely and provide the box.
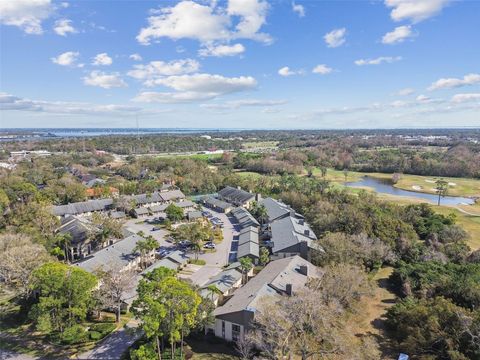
[1,0,479,129]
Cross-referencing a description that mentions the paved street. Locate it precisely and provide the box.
[76,321,141,360]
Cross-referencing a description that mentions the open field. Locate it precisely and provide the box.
[433,206,480,251]
[241,141,279,149]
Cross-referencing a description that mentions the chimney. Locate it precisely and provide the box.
[304,229,309,236]
[286,283,293,296]
[299,219,304,225]
[255,193,262,201]
[299,265,308,276]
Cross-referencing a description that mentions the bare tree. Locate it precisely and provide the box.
[235,333,255,360]
[95,266,137,322]
[0,233,52,298]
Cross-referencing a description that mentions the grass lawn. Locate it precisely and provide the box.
[241,141,279,149]
[433,205,480,251]
[311,167,480,197]
[0,291,128,359]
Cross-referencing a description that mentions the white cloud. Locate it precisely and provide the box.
[292,2,305,17]
[451,93,480,103]
[416,94,432,103]
[137,0,271,45]
[382,25,415,44]
[53,19,76,36]
[324,28,346,48]
[0,92,144,115]
[92,53,113,66]
[199,43,245,57]
[428,73,480,91]
[397,88,415,96]
[129,53,143,61]
[312,64,333,75]
[83,71,127,89]
[154,73,256,93]
[354,56,402,66]
[385,0,451,23]
[128,59,200,85]
[201,99,287,110]
[51,51,81,67]
[278,66,304,77]
[0,0,53,34]
[132,91,217,103]
[133,73,257,103]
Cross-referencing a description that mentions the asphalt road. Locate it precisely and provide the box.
[75,321,141,360]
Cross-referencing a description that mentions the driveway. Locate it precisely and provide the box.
[124,217,171,247]
[76,321,141,360]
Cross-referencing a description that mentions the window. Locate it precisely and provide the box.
[232,324,241,342]
[222,321,225,338]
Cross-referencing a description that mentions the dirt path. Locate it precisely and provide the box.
[353,267,397,359]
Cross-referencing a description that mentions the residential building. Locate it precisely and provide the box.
[187,210,203,221]
[231,207,260,229]
[200,267,243,306]
[218,186,256,208]
[212,256,321,342]
[259,197,322,261]
[76,233,146,273]
[52,198,114,217]
[202,196,233,213]
[237,226,260,264]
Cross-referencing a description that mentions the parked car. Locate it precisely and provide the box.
[179,240,191,248]
[151,227,161,232]
[201,211,210,216]
[156,249,170,257]
[203,242,216,249]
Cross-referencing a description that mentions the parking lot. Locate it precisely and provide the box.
[123,207,236,287]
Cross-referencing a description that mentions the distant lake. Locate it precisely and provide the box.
[345,176,475,206]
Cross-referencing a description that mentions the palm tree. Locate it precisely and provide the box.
[133,236,159,269]
[239,257,253,285]
[206,284,223,303]
[56,232,72,263]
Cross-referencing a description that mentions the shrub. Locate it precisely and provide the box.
[61,324,88,345]
[188,259,206,265]
[89,331,102,341]
[90,322,116,337]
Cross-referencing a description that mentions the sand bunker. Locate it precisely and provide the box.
[412,185,422,191]
[425,179,435,183]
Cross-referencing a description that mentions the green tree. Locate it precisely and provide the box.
[239,257,253,284]
[435,179,449,206]
[132,267,201,360]
[165,204,184,222]
[259,246,270,266]
[173,222,212,260]
[134,236,159,269]
[29,262,97,334]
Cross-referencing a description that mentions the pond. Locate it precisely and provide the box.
[345,176,475,206]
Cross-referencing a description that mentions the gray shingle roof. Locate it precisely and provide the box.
[214,256,321,316]
[57,216,95,245]
[187,210,202,220]
[175,200,195,208]
[231,207,259,229]
[134,207,149,216]
[202,268,242,294]
[150,204,168,213]
[218,186,255,206]
[237,226,259,259]
[76,234,144,273]
[110,211,126,219]
[166,250,189,265]
[270,215,317,253]
[141,258,179,274]
[259,197,292,222]
[52,198,113,216]
[203,197,232,210]
[160,189,185,201]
